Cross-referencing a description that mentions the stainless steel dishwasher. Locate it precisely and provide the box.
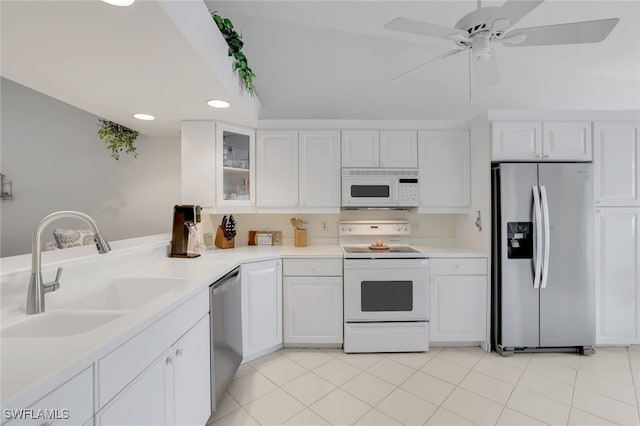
[209,267,243,413]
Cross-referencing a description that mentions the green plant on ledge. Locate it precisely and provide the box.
[211,12,256,96]
[98,119,139,161]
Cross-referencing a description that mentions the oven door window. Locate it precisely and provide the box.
[361,281,413,311]
[350,185,390,198]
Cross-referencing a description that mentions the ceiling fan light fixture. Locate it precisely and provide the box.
[472,36,491,61]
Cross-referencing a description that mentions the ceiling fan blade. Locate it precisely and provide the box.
[385,17,466,41]
[488,0,545,31]
[392,49,465,82]
[474,49,500,87]
[503,18,619,47]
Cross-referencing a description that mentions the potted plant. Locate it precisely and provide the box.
[211,12,256,96]
[98,119,139,160]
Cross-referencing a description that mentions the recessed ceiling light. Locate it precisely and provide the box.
[133,113,155,121]
[101,0,135,6]
[207,99,230,109]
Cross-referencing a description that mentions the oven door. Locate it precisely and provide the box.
[344,258,429,322]
[342,176,398,207]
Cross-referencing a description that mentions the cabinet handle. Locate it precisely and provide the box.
[166,356,173,365]
[176,348,183,357]
[544,154,550,158]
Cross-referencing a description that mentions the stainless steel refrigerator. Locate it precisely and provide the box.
[491,163,595,355]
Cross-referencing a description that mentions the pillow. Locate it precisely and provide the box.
[52,228,95,249]
[44,241,59,251]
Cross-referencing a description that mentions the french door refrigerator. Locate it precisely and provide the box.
[491,163,595,355]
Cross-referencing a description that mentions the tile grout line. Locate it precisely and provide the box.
[423,347,497,425]
[494,351,534,425]
[627,346,640,421]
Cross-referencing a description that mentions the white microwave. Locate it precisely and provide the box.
[341,169,420,208]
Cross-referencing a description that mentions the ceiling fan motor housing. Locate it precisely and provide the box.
[454,6,501,35]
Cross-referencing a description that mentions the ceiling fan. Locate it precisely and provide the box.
[385,0,619,86]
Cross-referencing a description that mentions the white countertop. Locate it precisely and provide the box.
[0,240,485,409]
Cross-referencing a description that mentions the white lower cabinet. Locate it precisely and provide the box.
[172,317,211,426]
[596,208,640,345]
[284,276,343,346]
[241,259,283,361]
[4,367,94,426]
[282,258,343,347]
[96,291,210,426]
[429,258,488,343]
[97,315,210,426]
[97,354,169,426]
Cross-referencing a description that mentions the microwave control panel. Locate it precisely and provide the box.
[398,179,419,204]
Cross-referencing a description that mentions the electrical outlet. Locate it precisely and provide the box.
[412,221,420,232]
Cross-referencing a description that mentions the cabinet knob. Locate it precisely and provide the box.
[176,348,183,357]
[166,356,173,365]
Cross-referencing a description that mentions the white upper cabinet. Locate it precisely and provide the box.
[256,130,299,207]
[299,131,341,208]
[418,130,470,212]
[595,208,640,345]
[216,123,256,209]
[594,122,640,206]
[543,122,592,161]
[492,121,593,162]
[492,121,542,161]
[342,130,418,168]
[341,130,380,167]
[181,121,216,208]
[379,130,418,168]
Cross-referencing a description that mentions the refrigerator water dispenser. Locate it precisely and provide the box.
[507,222,533,259]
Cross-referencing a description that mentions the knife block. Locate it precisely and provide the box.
[215,225,235,249]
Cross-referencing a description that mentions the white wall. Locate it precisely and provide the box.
[203,210,458,247]
[0,78,180,257]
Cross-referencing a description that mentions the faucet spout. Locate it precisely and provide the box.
[26,211,111,315]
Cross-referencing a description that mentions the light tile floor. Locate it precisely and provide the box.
[210,346,640,426]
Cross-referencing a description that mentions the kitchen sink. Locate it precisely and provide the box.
[2,310,125,338]
[53,277,187,311]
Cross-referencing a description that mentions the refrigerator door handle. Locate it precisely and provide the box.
[540,185,551,289]
[532,186,543,289]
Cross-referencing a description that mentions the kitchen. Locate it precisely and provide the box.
[1,0,639,425]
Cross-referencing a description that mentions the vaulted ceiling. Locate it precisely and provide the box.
[2,0,639,137]
[212,0,640,120]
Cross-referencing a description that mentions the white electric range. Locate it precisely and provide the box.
[339,220,430,353]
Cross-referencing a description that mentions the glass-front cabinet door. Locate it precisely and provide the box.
[216,123,255,208]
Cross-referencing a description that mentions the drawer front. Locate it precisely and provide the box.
[283,258,342,276]
[97,289,208,409]
[4,367,93,426]
[430,258,487,275]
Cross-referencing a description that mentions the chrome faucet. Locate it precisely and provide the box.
[26,211,111,314]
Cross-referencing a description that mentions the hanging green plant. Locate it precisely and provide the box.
[211,12,256,96]
[98,119,139,161]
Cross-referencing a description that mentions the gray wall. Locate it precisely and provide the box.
[0,78,180,257]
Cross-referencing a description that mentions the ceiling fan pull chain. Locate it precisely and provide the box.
[468,49,473,104]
